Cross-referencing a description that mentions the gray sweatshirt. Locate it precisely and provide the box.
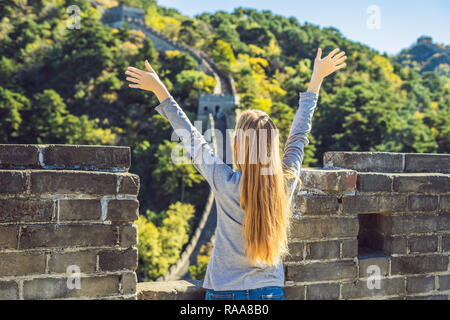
[155,91,318,291]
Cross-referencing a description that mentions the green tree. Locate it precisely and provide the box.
[212,40,236,72]
[152,140,203,202]
[189,239,214,280]
[137,202,195,281]
[0,87,28,142]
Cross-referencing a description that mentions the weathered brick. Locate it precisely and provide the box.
[342,239,358,258]
[443,234,450,252]
[118,174,140,195]
[342,194,407,215]
[393,174,450,193]
[324,152,404,172]
[0,225,17,249]
[404,153,450,173]
[306,283,339,300]
[405,294,448,300]
[341,278,405,299]
[438,275,450,291]
[0,145,39,169]
[23,275,120,299]
[357,173,392,192]
[378,214,439,235]
[49,250,97,273]
[285,242,304,262]
[290,217,359,241]
[0,171,27,194]
[408,235,438,253]
[406,275,435,294]
[306,240,340,260]
[99,248,138,271]
[408,194,438,212]
[438,214,450,231]
[299,169,356,194]
[0,199,54,222]
[0,281,19,300]
[383,235,407,254]
[20,224,118,249]
[0,252,46,276]
[284,284,305,300]
[107,200,139,221]
[294,195,339,215]
[286,260,356,282]
[75,275,121,298]
[120,224,138,247]
[121,272,137,295]
[31,171,117,195]
[391,255,449,275]
[58,199,102,221]
[109,295,137,300]
[440,195,450,212]
[358,256,390,278]
[42,145,130,171]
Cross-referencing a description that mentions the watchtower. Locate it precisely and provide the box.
[417,36,433,45]
[101,5,145,28]
[197,94,239,165]
[197,94,239,130]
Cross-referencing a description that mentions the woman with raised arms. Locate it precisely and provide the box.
[126,47,347,300]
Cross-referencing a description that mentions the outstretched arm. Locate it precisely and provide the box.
[125,60,230,192]
[283,48,347,199]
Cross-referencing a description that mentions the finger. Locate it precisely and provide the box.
[334,56,347,65]
[127,67,145,76]
[129,84,141,89]
[327,48,340,59]
[315,48,322,60]
[145,60,155,73]
[334,63,347,70]
[126,77,141,84]
[125,70,142,79]
[332,51,346,60]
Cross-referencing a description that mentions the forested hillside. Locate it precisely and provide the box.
[1,0,449,281]
[142,3,450,157]
[395,37,450,76]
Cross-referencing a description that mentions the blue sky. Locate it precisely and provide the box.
[157,0,450,55]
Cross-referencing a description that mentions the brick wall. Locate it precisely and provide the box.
[137,151,450,300]
[286,151,450,300]
[0,145,140,300]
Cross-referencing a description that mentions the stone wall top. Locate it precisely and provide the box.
[137,280,205,300]
[324,151,450,173]
[0,145,130,172]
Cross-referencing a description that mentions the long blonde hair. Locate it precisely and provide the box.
[233,109,299,266]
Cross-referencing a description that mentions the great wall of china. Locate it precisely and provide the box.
[0,5,449,300]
